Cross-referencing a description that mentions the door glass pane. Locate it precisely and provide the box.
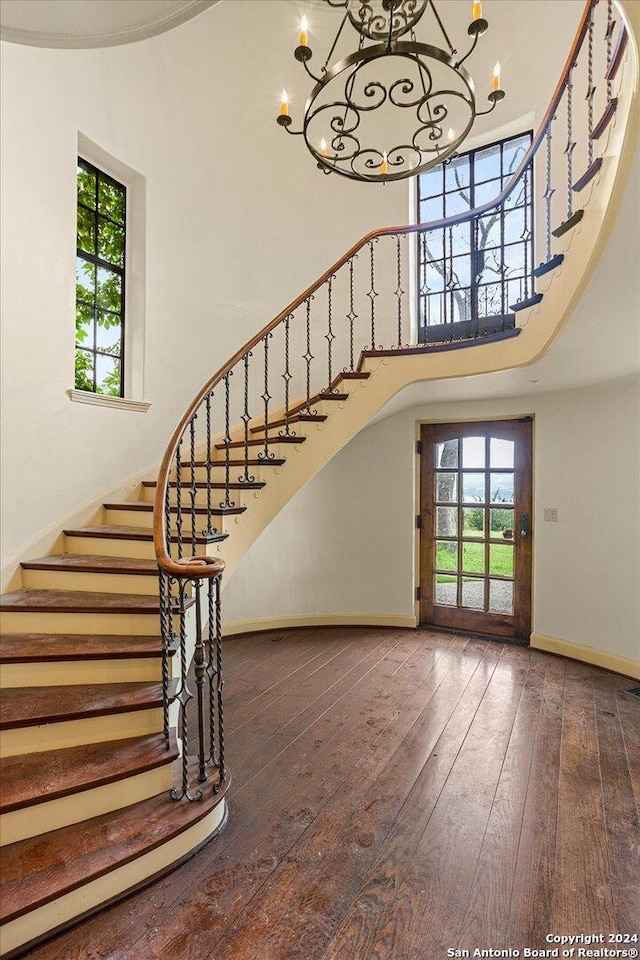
[462,542,485,574]
[463,507,485,538]
[436,507,458,537]
[463,473,485,503]
[435,574,457,606]
[490,438,515,468]
[490,579,513,614]
[462,436,485,468]
[436,541,458,572]
[490,543,514,578]
[490,472,514,504]
[461,576,484,609]
[490,508,514,539]
[436,473,458,503]
[436,440,458,468]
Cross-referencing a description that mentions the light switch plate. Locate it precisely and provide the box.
[543,507,559,522]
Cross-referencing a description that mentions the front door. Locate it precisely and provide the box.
[419,419,533,640]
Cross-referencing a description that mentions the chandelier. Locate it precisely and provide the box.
[276,0,505,183]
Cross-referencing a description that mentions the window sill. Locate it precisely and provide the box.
[67,389,151,413]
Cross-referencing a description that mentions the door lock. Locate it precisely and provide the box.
[520,513,530,538]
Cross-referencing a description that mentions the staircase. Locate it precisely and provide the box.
[0,1,637,955]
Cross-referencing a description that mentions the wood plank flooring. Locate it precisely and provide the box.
[22,627,640,960]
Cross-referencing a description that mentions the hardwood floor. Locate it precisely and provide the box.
[22,627,640,960]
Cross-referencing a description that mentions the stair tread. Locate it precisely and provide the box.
[141,480,265,490]
[0,633,172,663]
[0,731,179,813]
[64,525,228,544]
[214,437,305,449]
[250,414,327,434]
[185,458,285,467]
[0,588,182,615]
[21,554,158,575]
[104,502,245,516]
[0,773,225,923]
[0,680,177,729]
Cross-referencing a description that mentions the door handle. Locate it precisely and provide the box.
[520,513,530,538]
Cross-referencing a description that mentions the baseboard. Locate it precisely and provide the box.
[530,633,640,680]
[223,614,418,636]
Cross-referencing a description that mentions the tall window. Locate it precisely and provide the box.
[417,132,533,341]
[75,159,126,396]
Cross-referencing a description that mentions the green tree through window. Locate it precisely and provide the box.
[75,159,126,396]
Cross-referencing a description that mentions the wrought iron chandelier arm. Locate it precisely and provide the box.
[455,30,480,70]
[302,58,323,84]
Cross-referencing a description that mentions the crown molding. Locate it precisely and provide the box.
[0,0,219,49]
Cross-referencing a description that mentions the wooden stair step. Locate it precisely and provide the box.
[104,502,245,517]
[0,680,177,730]
[214,437,305,450]
[21,555,158,576]
[0,773,226,924]
[335,371,370,380]
[64,525,228,544]
[0,633,173,663]
[141,480,265,490]
[0,589,188,616]
[184,458,285,467]
[0,731,179,814]
[250,413,327,434]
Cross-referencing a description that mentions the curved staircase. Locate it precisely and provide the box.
[0,1,638,955]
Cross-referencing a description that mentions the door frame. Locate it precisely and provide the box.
[418,417,533,640]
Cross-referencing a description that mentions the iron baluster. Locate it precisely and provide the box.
[175,438,183,560]
[158,568,172,743]
[240,352,255,483]
[325,276,335,390]
[587,4,595,167]
[221,373,235,508]
[280,314,294,437]
[207,576,218,765]
[170,579,201,801]
[367,239,379,350]
[192,579,208,783]
[204,391,213,535]
[565,65,576,220]
[395,234,404,348]
[346,257,357,372]
[523,167,530,300]
[214,575,225,787]
[189,417,197,557]
[544,121,555,262]
[606,0,614,102]
[258,332,274,460]
[164,475,172,564]
[303,297,316,413]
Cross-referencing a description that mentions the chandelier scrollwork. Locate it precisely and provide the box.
[276,0,505,184]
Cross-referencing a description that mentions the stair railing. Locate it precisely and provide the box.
[153,0,630,799]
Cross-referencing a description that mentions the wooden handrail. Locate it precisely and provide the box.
[154,0,597,578]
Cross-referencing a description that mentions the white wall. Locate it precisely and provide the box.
[0,0,581,563]
[223,375,640,664]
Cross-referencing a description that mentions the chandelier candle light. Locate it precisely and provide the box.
[276,0,506,183]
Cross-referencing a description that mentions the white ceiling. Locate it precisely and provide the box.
[366,144,640,425]
[0,0,219,48]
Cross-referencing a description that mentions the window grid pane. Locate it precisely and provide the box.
[417,131,533,340]
[75,158,126,396]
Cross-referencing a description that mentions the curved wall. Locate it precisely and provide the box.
[0,0,582,564]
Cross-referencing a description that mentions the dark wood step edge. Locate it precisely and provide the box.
[0,680,178,731]
[0,731,180,814]
[0,777,230,931]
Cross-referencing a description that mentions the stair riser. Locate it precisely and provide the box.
[21,568,161,596]
[0,763,174,846]
[0,706,164,758]
[179,463,283,483]
[0,656,169,689]
[103,508,235,533]
[0,611,169,636]
[64,534,156,560]
[211,441,303,459]
[141,486,257,508]
[0,798,227,957]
